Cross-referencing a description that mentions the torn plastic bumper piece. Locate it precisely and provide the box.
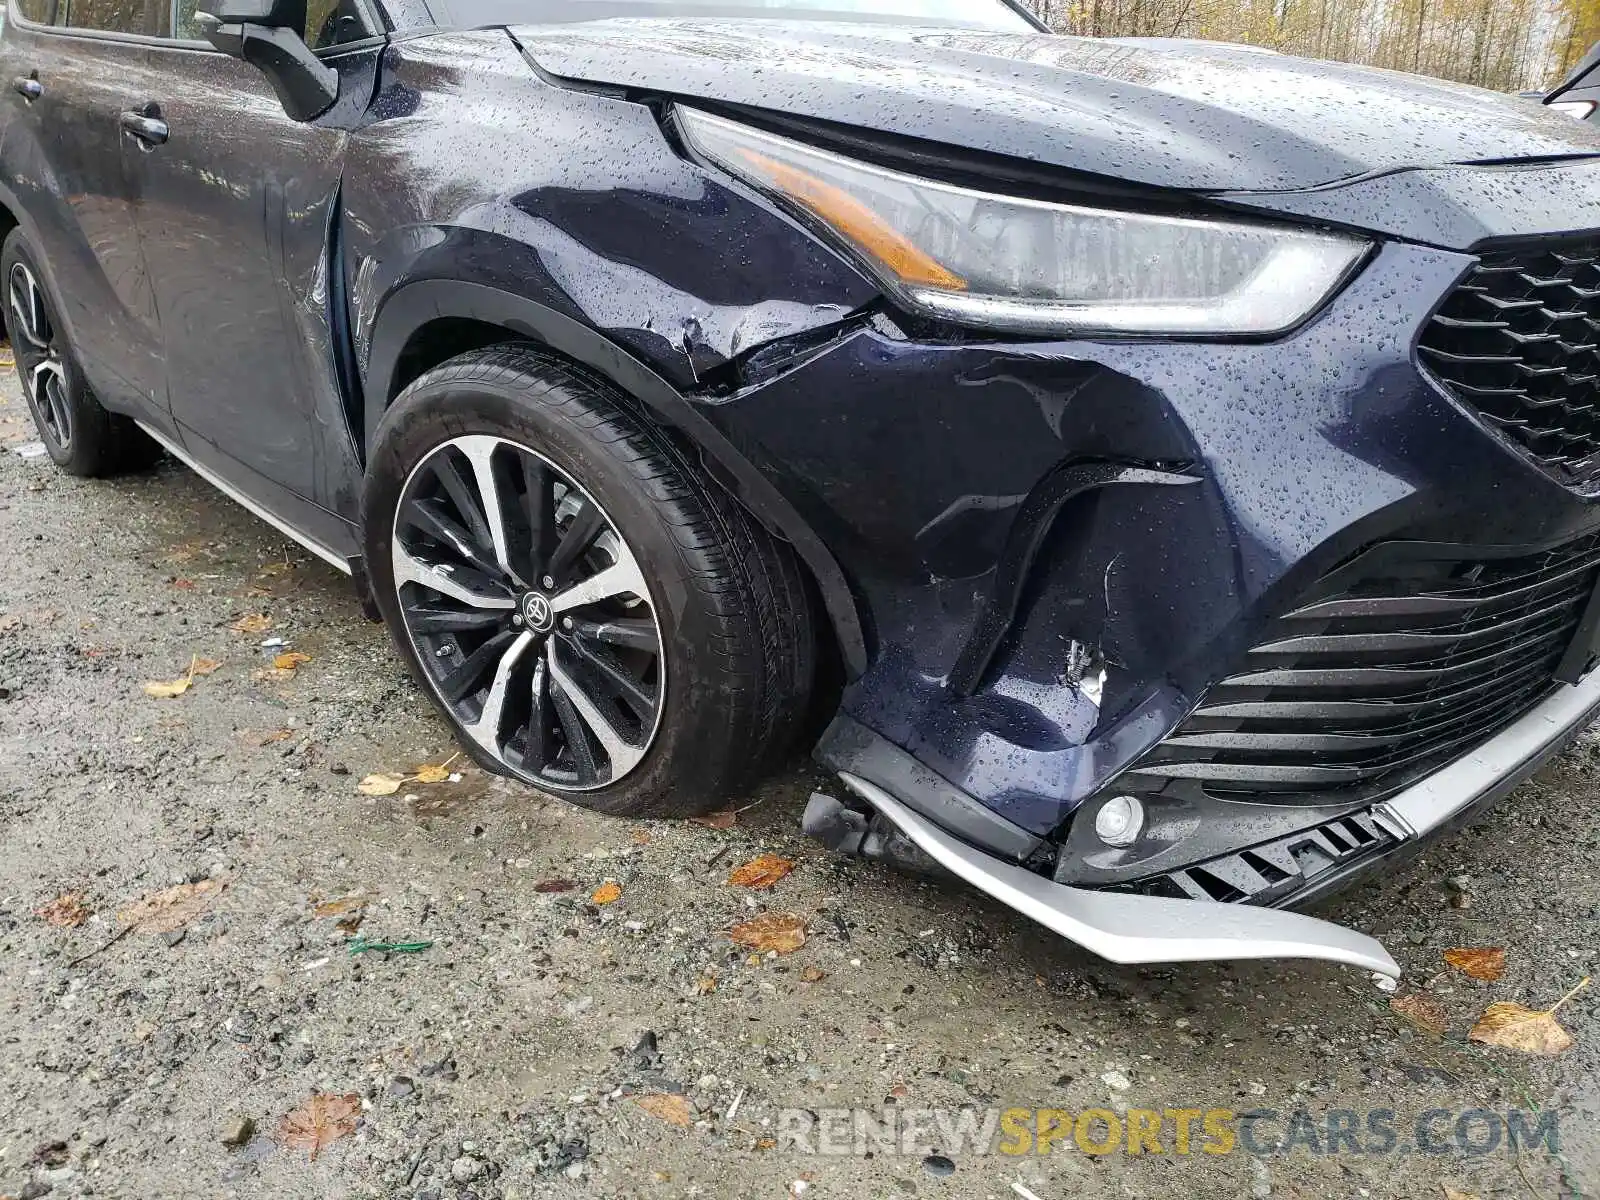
[830,662,1600,979]
[838,772,1403,979]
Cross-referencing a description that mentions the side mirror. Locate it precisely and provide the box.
[195,0,339,123]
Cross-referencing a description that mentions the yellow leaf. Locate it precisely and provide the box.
[273,651,311,670]
[142,676,192,699]
[1443,947,1505,982]
[1469,978,1590,1056]
[311,895,367,919]
[631,827,652,845]
[191,657,223,676]
[36,893,92,928]
[232,613,273,635]
[634,1093,693,1127]
[357,772,408,796]
[276,1093,361,1159]
[412,753,458,784]
[694,972,717,995]
[1390,992,1448,1036]
[729,912,807,955]
[727,854,796,890]
[257,729,293,745]
[592,881,622,905]
[117,878,226,933]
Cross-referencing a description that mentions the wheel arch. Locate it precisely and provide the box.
[364,278,868,678]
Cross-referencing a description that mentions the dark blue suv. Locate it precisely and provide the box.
[4,0,1600,979]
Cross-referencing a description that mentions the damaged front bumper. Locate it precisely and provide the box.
[815,662,1600,979]
[695,158,1600,977]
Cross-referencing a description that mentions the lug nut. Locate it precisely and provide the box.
[541,575,555,589]
[1093,795,1144,848]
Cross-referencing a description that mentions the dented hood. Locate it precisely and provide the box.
[516,21,1600,193]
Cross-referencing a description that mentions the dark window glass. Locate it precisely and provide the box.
[174,0,376,46]
[61,0,166,32]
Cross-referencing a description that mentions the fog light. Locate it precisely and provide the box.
[1094,795,1144,847]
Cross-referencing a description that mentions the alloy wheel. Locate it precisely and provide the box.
[391,434,665,791]
[7,262,71,450]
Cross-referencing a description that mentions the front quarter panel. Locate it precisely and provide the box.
[343,28,879,412]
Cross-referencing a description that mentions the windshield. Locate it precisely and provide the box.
[429,0,1038,33]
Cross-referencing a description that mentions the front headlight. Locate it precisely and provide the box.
[676,107,1370,337]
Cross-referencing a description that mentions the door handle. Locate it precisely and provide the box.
[12,77,41,101]
[119,110,168,146]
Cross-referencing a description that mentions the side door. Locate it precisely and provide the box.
[0,0,170,432]
[123,0,382,552]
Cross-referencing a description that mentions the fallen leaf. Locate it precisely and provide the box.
[1441,1187,1481,1200]
[592,882,622,905]
[36,893,91,928]
[533,878,579,893]
[273,651,311,670]
[312,895,367,919]
[1390,992,1448,1035]
[117,879,226,933]
[634,1093,692,1127]
[277,1093,361,1159]
[727,854,796,890]
[143,654,210,698]
[1443,947,1506,983]
[171,578,195,590]
[631,827,652,845]
[1470,977,1590,1056]
[141,675,193,699]
[689,810,737,830]
[694,972,717,995]
[232,613,273,635]
[754,1137,776,1151]
[357,772,408,796]
[257,729,293,745]
[412,754,458,784]
[800,965,827,983]
[729,913,807,955]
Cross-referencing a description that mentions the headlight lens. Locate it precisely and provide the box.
[677,107,1370,337]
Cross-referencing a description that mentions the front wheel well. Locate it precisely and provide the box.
[385,316,524,404]
[373,316,853,723]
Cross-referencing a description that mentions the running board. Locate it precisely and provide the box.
[135,421,353,575]
[837,772,1401,979]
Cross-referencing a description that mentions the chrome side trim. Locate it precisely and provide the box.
[135,421,352,575]
[839,772,1401,979]
[1374,665,1600,839]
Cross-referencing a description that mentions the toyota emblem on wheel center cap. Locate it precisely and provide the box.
[521,592,555,632]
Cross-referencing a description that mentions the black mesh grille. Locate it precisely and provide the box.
[1417,234,1600,489]
[1128,532,1600,799]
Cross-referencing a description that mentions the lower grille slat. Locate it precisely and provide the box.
[1129,532,1600,803]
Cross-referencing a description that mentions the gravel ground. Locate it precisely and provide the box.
[0,379,1598,1200]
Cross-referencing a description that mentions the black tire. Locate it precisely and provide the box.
[1,228,160,477]
[362,343,816,817]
